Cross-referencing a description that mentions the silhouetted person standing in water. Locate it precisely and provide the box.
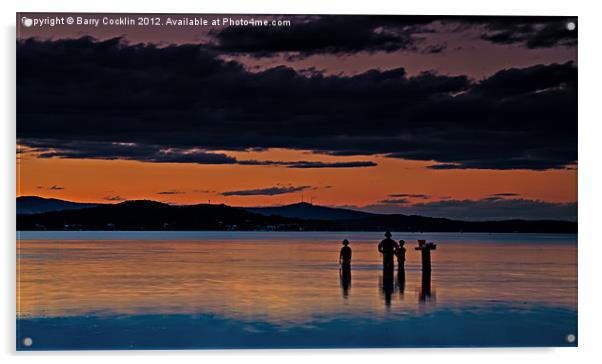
[378,231,398,271]
[339,239,352,297]
[395,240,406,271]
[378,232,397,307]
[339,239,352,269]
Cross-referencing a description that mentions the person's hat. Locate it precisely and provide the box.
[384,231,392,237]
[399,240,405,245]
[342,239,350,245]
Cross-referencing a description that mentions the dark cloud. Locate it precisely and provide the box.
[360,197,577,221]
[222,185,311,196]
[157,190,185,195]
[103,195,125,201]
[288,161,376,168]
[472,62,577,97]
[379,198,411,205]
[478,17,577,49]
[35,184,66,190]
[212,15,440,57]
[389,193,430,199]
[239,160,377,168]
[483,192,521,202]
[24,139,376,169]
[28,140,238,165]
[17,37,576,170]
[212,16,576,58]
[213,15,576,59]
[192,189,216,193]
[421,43,447,54]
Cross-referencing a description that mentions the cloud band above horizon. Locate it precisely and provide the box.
[17,35,576,171]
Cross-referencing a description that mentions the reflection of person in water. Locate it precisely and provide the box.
[381,262,395,307]
[378,231,398,270]
[339,239,352,297]
[397,268,405,295]
[396,241,406,295]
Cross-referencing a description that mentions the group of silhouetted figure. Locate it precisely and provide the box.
[338,231,436,305]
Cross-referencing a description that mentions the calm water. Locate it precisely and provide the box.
[16,232,578,349]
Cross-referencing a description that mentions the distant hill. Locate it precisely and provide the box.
[16,198,577,233]
[245,202,374,221]
[17,196,100,215]
[339,213,577,234]
[16,200,324,231]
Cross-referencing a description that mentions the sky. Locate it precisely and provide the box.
[16,13,578,221]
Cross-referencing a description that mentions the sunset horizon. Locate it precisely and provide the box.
[17,14,577,222]
[16,12,578,350]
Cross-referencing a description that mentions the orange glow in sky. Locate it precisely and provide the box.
[17,147,577,208]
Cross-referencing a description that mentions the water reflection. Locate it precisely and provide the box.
[419,269,435,303]
[397,269,405,296]
[396,241,406,299]
[339,264,351,298]
[380,265,395,307]
[17,234,577,326]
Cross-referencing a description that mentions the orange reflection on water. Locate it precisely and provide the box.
[17,235,577,326]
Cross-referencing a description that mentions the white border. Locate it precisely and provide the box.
[3,1,601,363]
